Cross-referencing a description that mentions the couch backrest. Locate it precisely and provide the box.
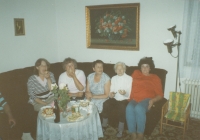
[52,62,168,93]
[0,62,167,113]
[0,66,34,115]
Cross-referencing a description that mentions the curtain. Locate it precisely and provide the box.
[179,0,200,80]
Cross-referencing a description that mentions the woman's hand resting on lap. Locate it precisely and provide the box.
[85,92,93,100]
[119,90,126,95]
[109,92,115,98]
[148,99,154,110]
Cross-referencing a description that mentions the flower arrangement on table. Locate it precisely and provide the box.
[95,10,132,40]
[51,83,70,112]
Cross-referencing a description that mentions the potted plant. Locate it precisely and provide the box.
[51,83,70,112]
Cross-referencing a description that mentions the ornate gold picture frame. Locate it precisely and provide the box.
[86,3,140,51]
[14,18,25,36]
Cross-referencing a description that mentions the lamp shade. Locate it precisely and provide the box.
[168,25,177,38]
[164,39,174,53]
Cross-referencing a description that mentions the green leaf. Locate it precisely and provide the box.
[51,88,70,109]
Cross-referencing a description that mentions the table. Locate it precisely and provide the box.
[36,104,103,140]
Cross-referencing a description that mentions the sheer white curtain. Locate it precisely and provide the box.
[180,0,200,80]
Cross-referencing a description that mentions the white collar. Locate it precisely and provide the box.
[117,73,126,78]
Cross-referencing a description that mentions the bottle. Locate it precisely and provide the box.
[54,99,60,123]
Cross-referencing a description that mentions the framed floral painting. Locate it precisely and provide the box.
[85,3,140,51]
[14,18,25,36]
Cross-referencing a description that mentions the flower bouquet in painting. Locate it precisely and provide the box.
[51,83,70,112]
[95,10,132,40]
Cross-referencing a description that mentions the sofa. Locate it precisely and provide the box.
[0,62,167,139]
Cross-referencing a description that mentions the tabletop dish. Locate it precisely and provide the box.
[67,112,83,122]
[66,110,87,122]
[79,100,90,107]
[41,106,55,119]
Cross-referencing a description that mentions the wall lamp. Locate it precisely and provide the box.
[163,25,182,92]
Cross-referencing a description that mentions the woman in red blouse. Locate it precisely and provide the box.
[126,57,163,140]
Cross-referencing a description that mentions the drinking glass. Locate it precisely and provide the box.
[62,110,68,118]
[62,106,68,118]
[71,95,76,101]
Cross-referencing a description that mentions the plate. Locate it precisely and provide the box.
[41,106,55,119]
[42,114,55,120]
[66,110,88,122]
[79,100,89,107]
[70,101,76,104]
[41,105,54,110]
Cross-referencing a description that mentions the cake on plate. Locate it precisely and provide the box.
[41,107,54,117]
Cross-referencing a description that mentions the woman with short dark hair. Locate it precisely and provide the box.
[28,58,55,111]
[22,58,55,140]
[34,58,50,75]
[85,60,110,113]
[126,57,163,140]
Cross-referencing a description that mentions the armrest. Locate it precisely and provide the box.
[152,98,167,110]
[161,100,169,116]
[185,103,191,119]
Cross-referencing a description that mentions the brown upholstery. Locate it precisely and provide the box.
[0,62,168,138]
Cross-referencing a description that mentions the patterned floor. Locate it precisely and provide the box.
[99,119,200,140]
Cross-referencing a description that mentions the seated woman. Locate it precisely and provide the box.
[101,62,132,138]
[58,57,86,100]
[28,58,56,111]
[22,58,55,140]
[85,60,110,113]
[126,57,163,140]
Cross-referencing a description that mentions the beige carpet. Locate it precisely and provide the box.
[99,118,200,140]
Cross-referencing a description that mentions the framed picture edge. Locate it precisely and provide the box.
[85,3,140,51]
[14,18,25,36]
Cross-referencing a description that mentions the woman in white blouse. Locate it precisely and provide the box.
[58,57,86,100]
[101,62,132,138]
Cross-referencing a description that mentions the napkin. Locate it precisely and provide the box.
[87,104,93,113]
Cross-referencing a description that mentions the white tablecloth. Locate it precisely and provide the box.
[37,104,103,140]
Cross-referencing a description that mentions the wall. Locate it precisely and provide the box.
[0,0,185,99]
[0,0,58,73]
[55,0,185,98]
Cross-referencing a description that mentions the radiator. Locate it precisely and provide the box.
[183,79,200,119]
